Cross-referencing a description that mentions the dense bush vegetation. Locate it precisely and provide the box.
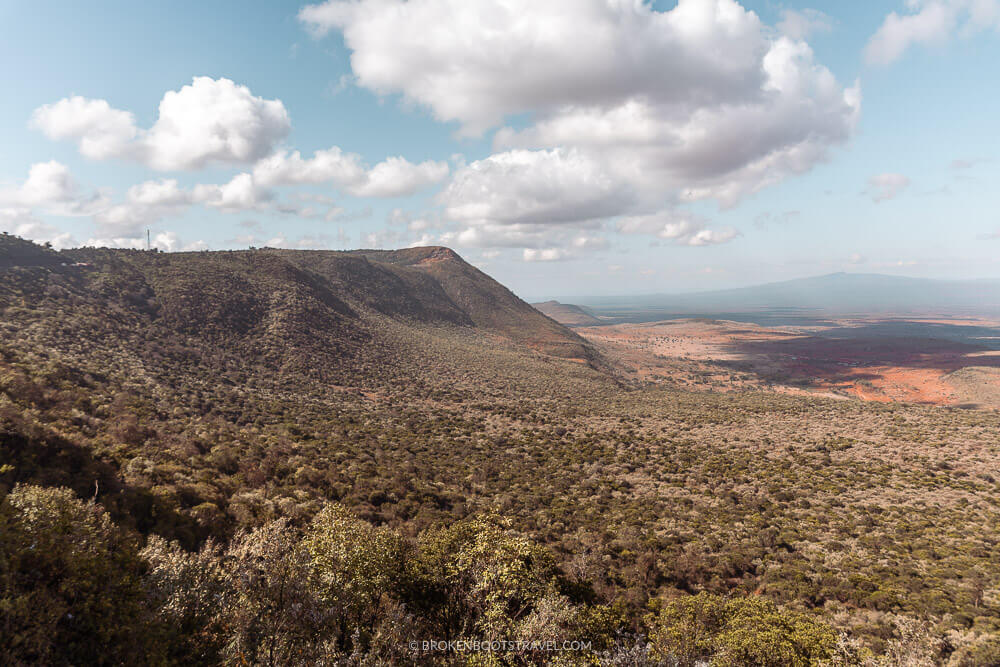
[2,237,1000,664]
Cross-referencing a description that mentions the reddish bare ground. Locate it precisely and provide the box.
[577,317,1000,408]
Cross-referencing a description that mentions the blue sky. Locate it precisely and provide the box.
[1,0,998,299]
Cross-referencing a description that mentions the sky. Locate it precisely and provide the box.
[1,0,999,300]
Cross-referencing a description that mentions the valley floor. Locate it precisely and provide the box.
[576,316,1000,409]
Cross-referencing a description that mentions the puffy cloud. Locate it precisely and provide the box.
[362,228,406,248]
[84,231,207,252]
[253,147,366,188]
[407,234,436,247]
[253,148,448,198]
[30,97,137,160]
[438,149,743,250]
[438,223,614,262]
[32,77,291,170]
[868,173,911,202]
[386,208,436,232]
[439,223,561,249]
[439,148,634,226]
[193,173,272,212]
[616,210,740,246]
[33,77,445,196]
[225,231,349,249]
[83,236,150,250]
[304,0,859,252]
[0,208,39,229]
[0,208,78,249]
[519,236,610,261]
[866,0,1000,65]
[350,157,450,197]
[91,205,156,235]
[86,151,443,236]
[257,233,339,249]
[13,161,79,206]
[777,8,834,40]
[91,179,196,235]
[685,228,741,246]
[0,161,108,217]
[301,0,772,135]
[523,248,569,262]
[497,37,860,208]
[144,78,289,170]
[126,179,192,207]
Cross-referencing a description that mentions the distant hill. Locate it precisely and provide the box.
[531,300,602,326]
[0,236,599,373]
[579,272,1000,322]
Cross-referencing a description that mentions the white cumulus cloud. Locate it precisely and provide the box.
[0,208,78,249]
[32,77,291,171]
[253,148,449,198]
[91,179,198,235]
[866,0,1000,65]
[439,148,633,226]
[84,231,207,252]
[350,157,450,198]
[616,210,740,246]
[29,97,138,161]
[193,173,273,212]
[302,0,859,253]
[0,161,108,218]
[777,8,834,40]
[177,153,448,220]
[252,147,366,188]
[523,248,569,262]
[301,0,774,135]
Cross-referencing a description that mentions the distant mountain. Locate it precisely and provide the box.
[531,300,602,326]
[579,272,1000,322]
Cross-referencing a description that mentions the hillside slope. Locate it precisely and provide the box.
[0,237,597,373]
[532,300,602,326]
[351,247,598,360]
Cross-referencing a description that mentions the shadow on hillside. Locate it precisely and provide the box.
[714,320,1000,389]
[1,419,210,548]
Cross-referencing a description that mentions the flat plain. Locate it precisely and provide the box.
[574,316,1000,409]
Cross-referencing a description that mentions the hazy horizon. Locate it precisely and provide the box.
[528,270,1000,303]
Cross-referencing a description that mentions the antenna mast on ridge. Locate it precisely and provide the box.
[146,228,151,251]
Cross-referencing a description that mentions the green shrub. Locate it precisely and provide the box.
[0,485,154,664]
[648,593,836,666]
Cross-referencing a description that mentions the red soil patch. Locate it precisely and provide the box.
[578,317,1000,408]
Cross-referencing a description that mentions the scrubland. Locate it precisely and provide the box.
[2,237,1000,664]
